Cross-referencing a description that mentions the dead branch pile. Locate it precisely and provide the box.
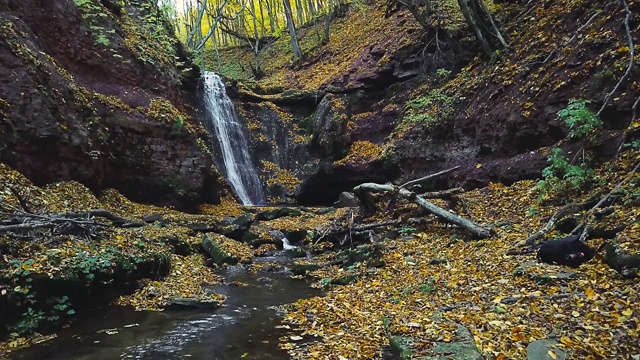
[0,209,144,241]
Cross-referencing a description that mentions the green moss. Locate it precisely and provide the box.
[403,88,455,127]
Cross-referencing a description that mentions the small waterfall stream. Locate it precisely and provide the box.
[203,72,265,205]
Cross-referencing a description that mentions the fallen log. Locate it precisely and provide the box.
[523,198,597,245]
[353,183,492,239]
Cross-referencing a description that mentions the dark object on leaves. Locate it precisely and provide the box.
[537,235,603,268]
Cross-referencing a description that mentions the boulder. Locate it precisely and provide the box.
[216,214,254,241]
[333,192,360,208]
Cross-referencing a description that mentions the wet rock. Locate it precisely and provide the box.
[234,99,319,203]
[281,229,307,244]
[285,247,307,258]
[255,207,302,220]
[333,191,360,208]
[290,263,323,276]
[312,93,350,160]
[167,297,221,310]
[526,339,566,360]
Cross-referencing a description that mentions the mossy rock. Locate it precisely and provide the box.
[526,339,566,360]
[389,323,481,360]
[290,263,322,276]
[201,234,238,265]
[389,335,414,360]
[331,275,356,285]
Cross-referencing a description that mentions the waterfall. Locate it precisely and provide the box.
[202,72,265,205]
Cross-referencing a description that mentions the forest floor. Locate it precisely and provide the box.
[278,149,640,359]
[1,145,638,359]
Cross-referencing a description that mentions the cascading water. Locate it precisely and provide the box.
[203,72,265,205]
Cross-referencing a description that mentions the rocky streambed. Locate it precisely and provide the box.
[0,164,353,358]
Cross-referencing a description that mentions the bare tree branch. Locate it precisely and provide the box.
[400,166,460,189]
[354,182,492,238]
[597,0,634,117]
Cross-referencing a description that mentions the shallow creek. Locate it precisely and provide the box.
[12,256,320,360]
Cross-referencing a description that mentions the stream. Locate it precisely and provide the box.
[12,257,320,360]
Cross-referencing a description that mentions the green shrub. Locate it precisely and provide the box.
[557,99,602,139]
[173,115,184,132]
[535,148,595,202]
[436,68,451,80]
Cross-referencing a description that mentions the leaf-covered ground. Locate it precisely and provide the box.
[279,151,640,359]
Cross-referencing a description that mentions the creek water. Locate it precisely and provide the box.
[11,258,319,360]
[202,72,265,206]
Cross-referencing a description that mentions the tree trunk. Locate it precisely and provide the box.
[257,0,267,36]
[322,0,333,44]
[283,0,303,61]
[296,0,305,24]
[457,0,506,56]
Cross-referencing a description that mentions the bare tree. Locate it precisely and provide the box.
[283,0,303,61]
[457,0,507,56]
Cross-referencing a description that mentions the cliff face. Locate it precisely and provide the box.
[0,0,224,208]
[212,0,639,205]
